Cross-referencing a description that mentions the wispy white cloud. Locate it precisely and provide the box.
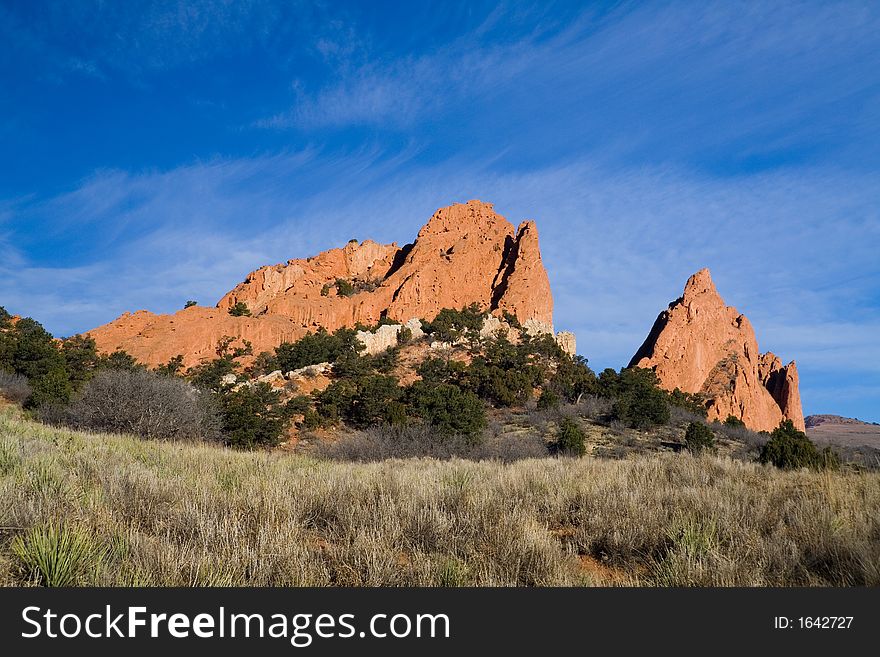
[259,0,880,168]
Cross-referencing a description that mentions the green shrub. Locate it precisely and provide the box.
[723,415,746,428]
[274,328,361,372]
[610,368,670,429]
[462,334,543,407]
[597,368,622,397]
[759,420,840,470]
[99,350,143,371]
[537,389,560,411]
[27,367,73,409]
[154,354,185,377]
[187,355,238,392]
[2,317,65,382]
[416,357,466,385]
[316,374,403,429]
[556,418,586,456]
[397,326,413,345]
[406,381,486,440]
[501,310,521,329]
[218,382,290,449]
[334,278,355,297]
[422,304,485,342]
[684,421,716,453]
[184,300,198,309]
[61,335,100,388]
[228,301,251,317]
[547,355,598,403]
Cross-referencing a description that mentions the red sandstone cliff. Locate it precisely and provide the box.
[629,269,805,432]
[87,201,555,368]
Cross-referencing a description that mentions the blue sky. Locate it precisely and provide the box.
[1,1,878,421]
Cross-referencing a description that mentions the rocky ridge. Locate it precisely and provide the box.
[87,201,568,368]
[629,269,804,432]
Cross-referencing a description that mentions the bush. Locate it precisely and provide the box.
[397,326,413,345]
[422,304,485,343]
[723,415,746,428]
[27,367,73,410]
[184,300,198,309]
[316,374,403,429]
[334,278,355,297]
[228,301,251,317]
[61,335,100,388]
[406,381,486,440]
[684,421,716,454]
[537,389,560,411]
[274,328,361,373]
[99,350,143,371]
[218,382,290,449]
[501,310,521,329]
[462,334,543,407]
[0,371,31,405]
[2,317,58,379]
[555,418,586,456]
[759,420,840,470]
[610,368,670,429]
[187,355,238,392]
[45,369,219,441]
[546,355,598,403]
[154,355,185,377]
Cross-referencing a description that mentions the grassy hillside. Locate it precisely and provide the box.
[1,405,878,587]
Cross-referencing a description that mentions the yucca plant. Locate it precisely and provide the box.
[12,525,96,587]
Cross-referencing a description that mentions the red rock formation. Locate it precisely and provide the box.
[87,201,555,368]
[629,269,805,432]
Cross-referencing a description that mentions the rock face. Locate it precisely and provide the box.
[356,324,405,356]
[629,269,805,432]
[87,201,556,368]
[555,331,576,357]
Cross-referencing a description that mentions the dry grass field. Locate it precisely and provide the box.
[1,405,878,587]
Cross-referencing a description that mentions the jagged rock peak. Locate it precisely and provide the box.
[629,269,805,432]
[86,200,556,368]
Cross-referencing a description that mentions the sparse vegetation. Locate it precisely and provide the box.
[1,407,877,586]
[228,301,252,317]
[334,278,355,297]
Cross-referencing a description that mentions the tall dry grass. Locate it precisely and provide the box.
[0,405,878,586]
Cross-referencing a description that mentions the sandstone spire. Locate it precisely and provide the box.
[87,201,557,367]
[629,268,805,432]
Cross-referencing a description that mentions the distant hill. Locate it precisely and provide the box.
[805,414,880,449]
